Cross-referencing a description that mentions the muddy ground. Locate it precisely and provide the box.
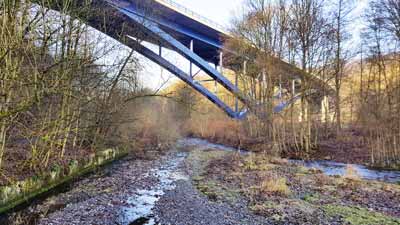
[1,139,399,225]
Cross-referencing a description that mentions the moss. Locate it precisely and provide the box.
[192,176,205,182]
[250,201,280,212]
[195,178,239,202]
[0,149,128,214]
[296,166,311,174]
[196,180,220,201]
[68,160,79,175]
[250,199,318,222]
[302,193,320,203]
[50,164,62,181]
[323,204,400,225]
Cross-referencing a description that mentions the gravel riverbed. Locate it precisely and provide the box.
[4,139,397,225]
[2,141,267,225]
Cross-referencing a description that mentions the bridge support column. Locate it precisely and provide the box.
[236,61,247,112]
[292,79,296,96]
[159,45,163,76]
[116,9,249,119]
[279,75,282,99]
[235,71,238,112]
[190,40,194,77]
[215,52,223,94]
[321,96,330,123]
[262,70,266,104]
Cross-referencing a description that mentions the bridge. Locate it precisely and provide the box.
[38,0,334,119]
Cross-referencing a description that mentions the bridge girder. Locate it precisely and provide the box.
[34,0,334,119]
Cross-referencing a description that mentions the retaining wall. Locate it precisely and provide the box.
[0,148,128,214]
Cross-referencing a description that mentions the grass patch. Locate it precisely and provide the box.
[302,193,320,203]
[249,201,284,221]
[241,154,275,171]
[323,204,400,225]
[187,150,240,202]
[260,177,291,197]
[186,150,228,177]
[195,179,239,202]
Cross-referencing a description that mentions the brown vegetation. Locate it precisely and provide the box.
[0,1,182,185]
[169,0,400,169]
[190,150,400,224]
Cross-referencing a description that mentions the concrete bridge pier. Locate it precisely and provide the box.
[321,95,334,123]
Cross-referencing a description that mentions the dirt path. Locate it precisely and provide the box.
[153,180,268,225]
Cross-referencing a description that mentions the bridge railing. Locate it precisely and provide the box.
[155,0,228,33]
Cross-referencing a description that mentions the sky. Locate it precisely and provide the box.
[137,0,245,90]
[136,0,369,90]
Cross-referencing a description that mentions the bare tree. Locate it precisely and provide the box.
[330,0,353,132]
[289,0,327,153]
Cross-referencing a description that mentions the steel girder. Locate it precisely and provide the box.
[104,2,249,119]
[125,38,247,119]
[107,1,306,118]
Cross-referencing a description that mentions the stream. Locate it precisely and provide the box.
[290,160,400,183]
[180,138,400,184]
[119,152,188,225]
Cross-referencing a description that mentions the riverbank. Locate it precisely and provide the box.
[188,128,380,168]
[1,138,399,225]
[187,147,400,225]
[0,148,171,225]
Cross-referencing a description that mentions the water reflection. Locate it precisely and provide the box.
[119,152,188,225]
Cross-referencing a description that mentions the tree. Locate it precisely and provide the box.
[330,0,353,132]
[227,0,291,147]
[289,0,327,153]
[372,0,400,42]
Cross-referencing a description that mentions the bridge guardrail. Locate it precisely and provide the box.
[155,0,228,33]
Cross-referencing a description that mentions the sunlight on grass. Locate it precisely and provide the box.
[260,177,291,197]
[323,205,400,225]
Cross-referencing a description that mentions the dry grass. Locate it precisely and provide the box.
[186,116,241,143]
[260,176,291,197]
[344,165,361,180]
[314,173,331,186]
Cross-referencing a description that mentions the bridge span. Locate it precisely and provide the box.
[37,0,333,119]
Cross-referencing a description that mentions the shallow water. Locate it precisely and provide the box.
[290,160,400,183]
[180,138,400,184]
[177,138,241,152]
[119,152,188,225]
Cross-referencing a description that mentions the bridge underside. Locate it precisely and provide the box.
[37,0,333,119]
[45,0,248,119]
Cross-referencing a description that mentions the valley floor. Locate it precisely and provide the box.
[1,139,399,225]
